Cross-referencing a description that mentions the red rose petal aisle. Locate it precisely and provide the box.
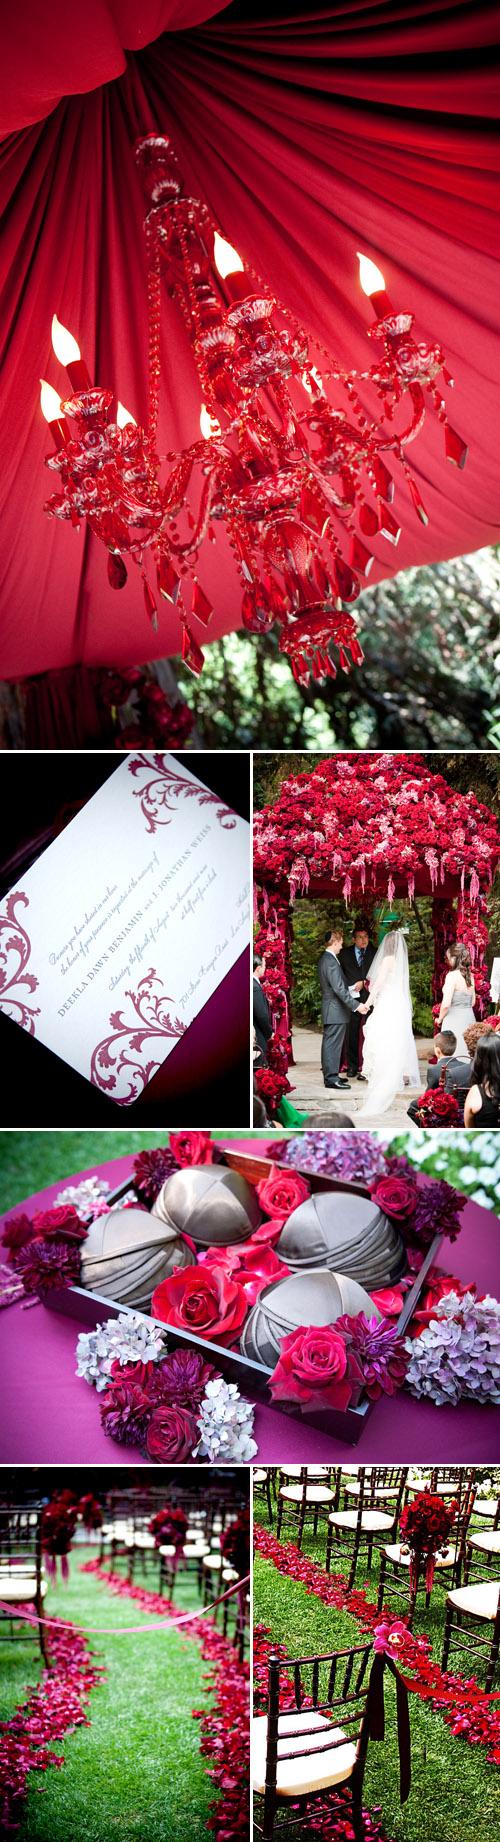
[0,1615,105,1833]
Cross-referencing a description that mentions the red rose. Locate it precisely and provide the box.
[203,1235,290,1307]
[371,1177,418,1219]
[269,1323,364,1411]
[32,1205,87,1244]
[146,1405,198,1463]
[256,1164,310,1225]
[2,1213,35,1255]
[151,1264,248,1348]
[169,1131,215,1166]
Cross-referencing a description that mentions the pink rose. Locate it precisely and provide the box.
[369,1287,404,1318]
[169,1131,215,1166]
[269,1324,364,1410]
[146,1405,198,1463]
[151,1263,248,1348]
[256,1163,310,1225]
[371,1177,418,1220]
[203,1234,290,1307]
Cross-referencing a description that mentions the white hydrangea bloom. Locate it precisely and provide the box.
[55,1176,111,1219]
[195,1376,257,1462]
[76,1312,167,1389]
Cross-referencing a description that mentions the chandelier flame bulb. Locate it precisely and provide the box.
[116,402,137,428]
[51,314,81,364]
[40,379,64,421]
[213,231,244,278]
[357,253,386,297]
[200,404,221,439]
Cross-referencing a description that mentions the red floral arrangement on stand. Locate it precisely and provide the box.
[41,1489,103,1579]
[399,1491,458,1593]
[414,1089,461,1128]
[221,1505,250,1580]
[148,1506,189,1568]
[97,666,194,750]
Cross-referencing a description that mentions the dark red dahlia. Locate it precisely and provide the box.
[132,1146,180,1206]
[16,1239,82,1296]
[145,1348,215,1412]
[99,1380,153,1446]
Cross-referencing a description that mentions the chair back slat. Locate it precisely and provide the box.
[327,1654,337,1701]
[312,1660,319,1705]
[294,1663,302,1709]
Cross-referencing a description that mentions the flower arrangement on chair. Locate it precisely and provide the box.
[398,1491,458,1594]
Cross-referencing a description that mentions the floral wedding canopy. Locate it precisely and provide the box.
[254,755,500,1075]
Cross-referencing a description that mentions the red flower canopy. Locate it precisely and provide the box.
[254,754,500,1076]
[0,3,499,683]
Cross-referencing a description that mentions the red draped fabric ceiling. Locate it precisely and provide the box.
[1,2,499,680]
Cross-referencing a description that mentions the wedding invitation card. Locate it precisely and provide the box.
[0,753,250,1105]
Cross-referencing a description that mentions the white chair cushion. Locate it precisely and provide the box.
[343,1481,398,1499]
[329,1509,392,1532]
[280,1486,333,1504]
[252,1711,356,1797]
[473,1498,499,1519]
[384,1541,457,1568]
[203,1554,222,1570]
[134,1532,156,1548]
[254,1470,268,1483]
[0,1578,47,1601]
[280,1466,329,1479]
[448,1581,500,1620]
[468,1531,500,1555]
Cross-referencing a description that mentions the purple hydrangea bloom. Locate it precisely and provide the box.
[271,1132,387,1183]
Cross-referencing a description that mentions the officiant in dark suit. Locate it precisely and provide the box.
[317,927,367,1089]
[253,952,273,1063]
[338,924,376,1079]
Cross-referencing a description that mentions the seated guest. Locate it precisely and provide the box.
[406,1030,467,1123]
[253,953,272,1063]
[424,1030,457,1087]
[464,1033,500,1128]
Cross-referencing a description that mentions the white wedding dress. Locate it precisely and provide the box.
[356,931,420,1117]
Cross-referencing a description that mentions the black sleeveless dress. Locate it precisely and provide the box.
[473,1086,500,1128]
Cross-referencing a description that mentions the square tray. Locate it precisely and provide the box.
[44,1150,443,1446]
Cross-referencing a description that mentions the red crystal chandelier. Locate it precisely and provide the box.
[40,134,468,686]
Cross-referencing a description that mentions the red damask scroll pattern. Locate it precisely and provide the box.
[0,891,40,1034]
[90,968,187,1105]
[128,753,236,834]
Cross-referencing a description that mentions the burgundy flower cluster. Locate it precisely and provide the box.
[132,1146,181,1206]
[149,1505,189,1552]
[41,1489,104,1577]
[254,1526,500,1765]
[2,1203,87,1297]
[399,1491,458,1592]
[97,666,194,750]
[269,1313,409,1411]
[415,1089,461,1128]
[81,1560,250,1840]
[0,1614,105,1831]
[370,1170,466,1252]
[99,1347,215,1462]
[221,1505,250,1580]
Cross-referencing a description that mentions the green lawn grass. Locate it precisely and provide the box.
[0,1546,215,1842]
[254,1507,500,1842]
[0,1130,258,1216]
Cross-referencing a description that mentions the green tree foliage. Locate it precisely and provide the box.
[177,549,500,748]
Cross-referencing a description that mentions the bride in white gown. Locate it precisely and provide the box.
[356,928,420,1117]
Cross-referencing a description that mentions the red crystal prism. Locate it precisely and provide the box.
[407,477,429,525]
[372,457,394,504]
[358,503,379,538]
[107,552,127,590]
[241,589,273,633]
[377,500,401,545]
[192,580,213,625]
[143,578,159,630]
[157,553,181,603]
[445,424,468,470]
[349,534,373,576]
[333,558,357,602]
[300,483,329,537]
[350,635,364,666]
[181,621,205,675]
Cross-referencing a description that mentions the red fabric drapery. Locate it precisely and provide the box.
[1,3,499,680]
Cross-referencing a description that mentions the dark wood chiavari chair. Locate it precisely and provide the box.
[325,1468,408,1589]
[442,1579,500,1691]
[253,1641,374,1842]
[377,1468,476,1623]
[0,1506,49,1666]
[276,1469,337,1550]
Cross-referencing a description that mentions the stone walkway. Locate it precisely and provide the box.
[287,1027,435,1133]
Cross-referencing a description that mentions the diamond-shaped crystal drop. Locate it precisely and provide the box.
[300,483,329,537]
[377,501,401,544]
[107,552,127,590]
[143,578,158,631]
[445,424,468,470]
[407,477,429,525]
[333,558,357,602]
[181,622,205,676]
[349,534,373,576]
[358,502,379,538]
[350,635,364,666]
[157,553,181,603]
[372,456,394,503]
[192,580,213,625]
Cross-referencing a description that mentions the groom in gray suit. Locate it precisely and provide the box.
[317,927,367,1089]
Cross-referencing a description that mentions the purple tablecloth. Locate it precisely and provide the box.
[1,1144,499,1463]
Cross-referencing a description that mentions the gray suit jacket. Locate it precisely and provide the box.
[317,950,360,1027]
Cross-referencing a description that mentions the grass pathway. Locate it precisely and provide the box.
[254,1513,500,1842]
[0,1547,214,1842]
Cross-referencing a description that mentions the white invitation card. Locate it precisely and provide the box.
[0,753,250,1105]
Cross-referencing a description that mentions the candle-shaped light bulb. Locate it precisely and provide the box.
[213,233,244,278]
[200,404,221,439]
[357,252,394,319]
[40,378,70,449]
[213,231,248,304]
[116,401,137,429]
[51,312,92,390]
